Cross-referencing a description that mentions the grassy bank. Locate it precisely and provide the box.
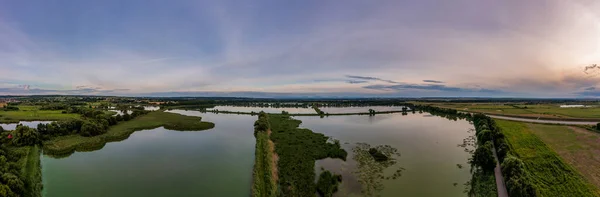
[496,120,598,196]
[252,130,277,197]
[12,145,43,197]
[527,124,600,191]
[43,111,215,156]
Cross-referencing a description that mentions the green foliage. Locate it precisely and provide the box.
[316,171,342,197]
[268,114,347,196]
[468,169,498,197]
[13,126,40,146]
[472,141,496,172]
[0,145,36,197]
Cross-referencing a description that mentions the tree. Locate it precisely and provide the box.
[80,122,106,137]
[115,114,123,121]
[597,123,600,130]
[0,126,3,133]
[476,129,494,145]
[472,141,496,172]
[122,113,131,121]
[2,173,24,195]
[13,125,40,146]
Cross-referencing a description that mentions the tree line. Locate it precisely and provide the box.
[7,108,149,147]
[471,114,536,197]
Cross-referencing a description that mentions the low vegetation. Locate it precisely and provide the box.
[497,119,598,196]
[43,111,215,156]
[268,114,347,196]
[528,124,600,190]
[316,170,342,197]
[252,112,277,197]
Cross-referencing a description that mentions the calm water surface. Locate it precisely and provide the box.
[297,113,473,197]
[209,106,316,114]
[41,110,255,197]
[40,109,473,197]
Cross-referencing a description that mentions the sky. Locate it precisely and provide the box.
[2,0,600,97]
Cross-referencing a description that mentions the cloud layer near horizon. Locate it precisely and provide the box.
[2,0,600,97]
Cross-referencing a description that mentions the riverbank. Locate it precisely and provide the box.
[43,111,215,156]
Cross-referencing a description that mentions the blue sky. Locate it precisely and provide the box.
[2,0,600,97]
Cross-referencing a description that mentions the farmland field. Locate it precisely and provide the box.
[527,124,600,190]
[496,120,599,196]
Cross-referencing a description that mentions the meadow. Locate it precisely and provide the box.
[0,105,80,123]
[43,111,215,156]
[496,119,598,196]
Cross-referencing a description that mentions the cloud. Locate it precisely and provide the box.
[0,85,130,95]
[363,83,503,94]
[345,75,400,84]
[347,80,368,84]
[1,0,600,97]
[585,87,596,91]
[423,80,444,84]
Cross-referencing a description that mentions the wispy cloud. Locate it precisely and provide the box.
[363,84,503,94]
[1,0,600,97]
[345,75,400,84]
[423,80,444,84]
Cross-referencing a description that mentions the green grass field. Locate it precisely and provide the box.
[43,111,215,156]
[496,120,598,196]
[0,105,80,123]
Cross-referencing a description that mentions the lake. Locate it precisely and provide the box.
[40,110,473,197]
[41,110,256,197]
[297,112,473,196]
[320,106,407,113]
[208,106,316,114]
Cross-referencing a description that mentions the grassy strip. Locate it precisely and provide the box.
[252,131,277,197]
[252,113,277,197]
[43,111,215,156]
[497,120,598,196]
[12,146,42,197]
[268,114,347,196]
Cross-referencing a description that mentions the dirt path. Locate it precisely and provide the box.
[493,146,509,197]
